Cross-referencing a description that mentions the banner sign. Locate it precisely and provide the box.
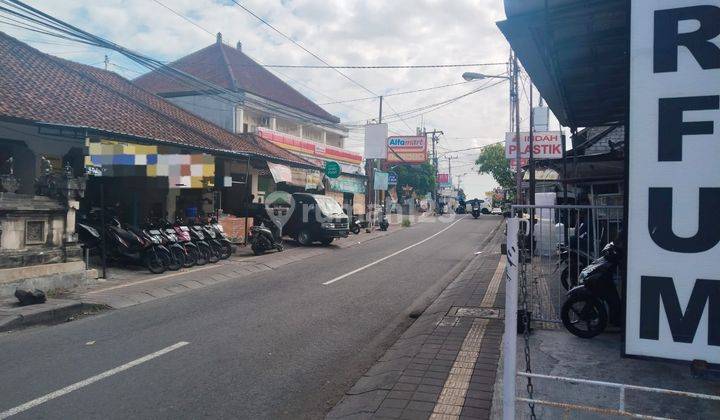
[85,139,214,189]
[364,123,388,159]
[626,0,720,363]
[437,173,451,187]
[374,171,389,190]
[386,135,428,163]
[328,176,365,194]
[505,131,562,159]
[258,127,362,165]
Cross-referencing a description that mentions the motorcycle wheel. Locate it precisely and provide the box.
[145,250,166,274]
[220,241,233,259]
[560,267,570,290]
[183,246,197,268]
[168,247,185,271]
[473,214,479,219]
[195,244,209,266]
[561,295,607,338]
[251,243,265,255]
[350,225,360,235]
[207,243,220,263]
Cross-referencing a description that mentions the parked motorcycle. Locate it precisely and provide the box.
[249,210,283,255]
[172,218,204,266]
[77,210,170,274]
[350,214,365,235]
[145,218,185,271]
[206,216,233,259]
[560,242,622,338]
[184,218,217,264]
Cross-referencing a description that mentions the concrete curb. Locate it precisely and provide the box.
[0,300,108,332]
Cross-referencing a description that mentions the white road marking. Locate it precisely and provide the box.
[323,216,466,285]
[0,341,189,419]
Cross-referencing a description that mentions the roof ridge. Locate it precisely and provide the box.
[217,43,239,91]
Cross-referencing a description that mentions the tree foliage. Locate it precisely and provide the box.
[475,143,514,189]
[393,161,436,196]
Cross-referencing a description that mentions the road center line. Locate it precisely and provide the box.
[323,216,466,285]
[0,341,190,419]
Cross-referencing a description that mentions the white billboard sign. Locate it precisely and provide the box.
[504,131,562,159]
[364,123,388,159]
[626,0,720,363]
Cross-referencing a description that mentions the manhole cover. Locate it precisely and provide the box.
[447,306,504,319]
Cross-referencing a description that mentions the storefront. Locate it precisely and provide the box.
[327,175,366,216]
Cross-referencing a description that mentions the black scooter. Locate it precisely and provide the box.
[249,212,283,255]
[471,203,481,219]
[560,242,622,338]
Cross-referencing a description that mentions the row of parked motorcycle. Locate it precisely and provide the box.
[77,209,234,274]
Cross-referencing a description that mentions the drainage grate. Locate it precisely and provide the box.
[446,306,504,319]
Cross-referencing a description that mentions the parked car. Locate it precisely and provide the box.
[285,193,349,246]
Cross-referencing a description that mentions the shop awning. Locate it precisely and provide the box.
[267,162,323,190]
[498,0,628,128]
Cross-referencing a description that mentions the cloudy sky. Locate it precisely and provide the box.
[4,0,553,199]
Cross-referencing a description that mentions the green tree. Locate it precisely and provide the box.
[475,143,514,189]
[393,161,436,196]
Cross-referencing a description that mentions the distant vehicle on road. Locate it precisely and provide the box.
[491,207,502,215]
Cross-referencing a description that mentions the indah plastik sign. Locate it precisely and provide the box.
[626,0,719,363]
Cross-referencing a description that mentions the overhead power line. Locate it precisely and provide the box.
[229,0,415,132]
[152,0,214,36]
[318,79,482,105]
[260,62,508,69]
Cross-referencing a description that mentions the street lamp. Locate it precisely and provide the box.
[462,72,511,81]
[462,62,522,206]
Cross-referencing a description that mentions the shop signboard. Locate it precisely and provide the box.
[504,131,562,159]
[437,173,451,187]
[324,161,341,178]
[626,0,720,363]
[85,139,215,188]
[328,176,365,194]
[364,123,388,159]
[386,135,428,163]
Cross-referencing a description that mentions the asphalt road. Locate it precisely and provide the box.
[0,215,502,419]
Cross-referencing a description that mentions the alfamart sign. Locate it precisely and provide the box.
[626,0,719,363]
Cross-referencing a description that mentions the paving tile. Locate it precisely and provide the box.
[406,401,435,412]
[379,399,409,410]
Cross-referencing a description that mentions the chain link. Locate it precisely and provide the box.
[519,227,537,419]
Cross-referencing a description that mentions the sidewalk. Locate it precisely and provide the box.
[327,222,506,420]
[0,223,404,331]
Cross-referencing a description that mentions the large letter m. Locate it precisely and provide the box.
[640,276,720,346]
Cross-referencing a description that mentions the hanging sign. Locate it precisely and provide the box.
[388,171,398,185]
[324,161,341,179]
[374,171,389,190]
[625,0,720,363]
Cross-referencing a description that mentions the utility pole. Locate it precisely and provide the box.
[512,51,522,205]
[529,79,535,206]
[446,155,458,182]
[424,129,443,213]
[365,96,384,229]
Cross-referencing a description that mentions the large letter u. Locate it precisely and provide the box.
[649,187,720,253]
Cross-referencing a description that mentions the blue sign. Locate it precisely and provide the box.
[388,171,398,185]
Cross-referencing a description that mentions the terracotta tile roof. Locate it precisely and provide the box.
[133,41,340,124]
[0,32,318,168]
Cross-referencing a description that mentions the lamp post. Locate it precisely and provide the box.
[461,55,522,206]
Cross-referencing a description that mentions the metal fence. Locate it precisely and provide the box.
[513,204,623,325]
[502,207,720,419]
